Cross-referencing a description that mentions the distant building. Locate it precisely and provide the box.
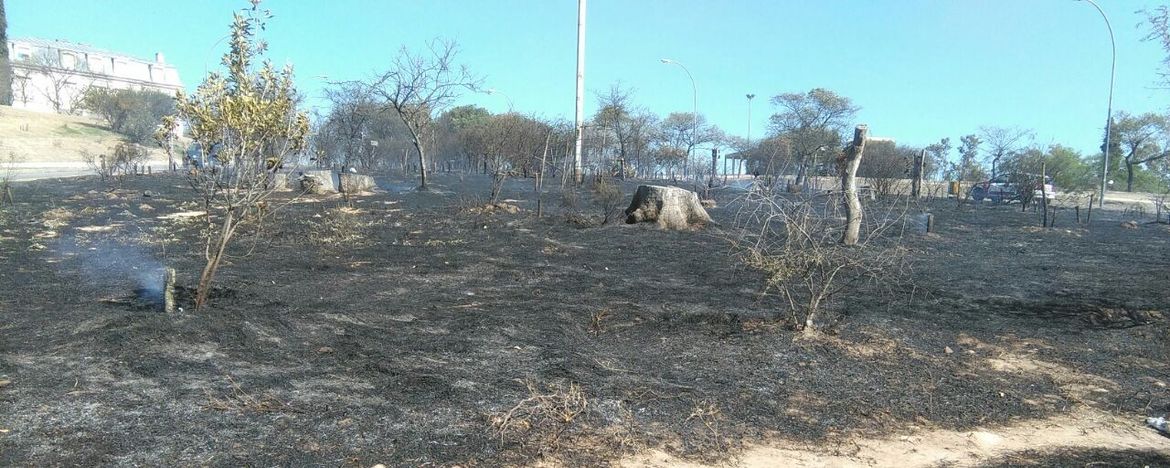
[5,38,183,114]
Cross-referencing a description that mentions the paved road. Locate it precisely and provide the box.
[6,161,171,182]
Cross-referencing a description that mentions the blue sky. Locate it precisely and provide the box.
[7,0,1168,157]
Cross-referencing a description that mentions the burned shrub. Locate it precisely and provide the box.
[732,190,910,332]
[590,175,624,224]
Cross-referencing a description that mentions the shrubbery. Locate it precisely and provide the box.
[81,88,175,144]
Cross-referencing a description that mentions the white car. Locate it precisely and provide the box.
[969,174,1055,203]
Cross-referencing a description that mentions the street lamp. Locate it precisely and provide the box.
[1077,0,1115,208]
[745,93,756,177]
[486,88,515,111]
[661,58,698,179]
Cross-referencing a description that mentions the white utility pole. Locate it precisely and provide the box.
[573,0,587,183]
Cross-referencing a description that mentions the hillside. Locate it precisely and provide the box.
[0,105,168,163]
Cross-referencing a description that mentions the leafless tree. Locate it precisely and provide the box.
[28,49,92,114]
[593,83,646,178]
[732,145,910,332]
[658,112,721,180]
[979,126,1032,179]
[370,39,482,190]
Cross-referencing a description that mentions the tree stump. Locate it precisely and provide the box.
[163,267,176,313]
[624,185,712,229]
[298,170,339,194]
[300,175,327,194]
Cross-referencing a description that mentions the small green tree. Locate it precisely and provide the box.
[768,89,859,186]
[956,134,986,182]
[1109,112,1168,192]
[158,2,308,309]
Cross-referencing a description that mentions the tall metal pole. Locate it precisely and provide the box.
[1080,0,1115,208]
[573,0,587,183]
[661,59,697,180]
[745,93,755,177]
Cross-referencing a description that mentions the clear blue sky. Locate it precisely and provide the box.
[7,0,1168,157]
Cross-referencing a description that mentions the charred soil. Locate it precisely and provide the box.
[0,173,1168,466]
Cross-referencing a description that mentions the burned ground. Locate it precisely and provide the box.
[0,173,1168,466]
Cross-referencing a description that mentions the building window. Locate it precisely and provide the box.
[61,52,77,69]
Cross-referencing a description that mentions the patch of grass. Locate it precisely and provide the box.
[53,123,107,137]
[203,376,295,414]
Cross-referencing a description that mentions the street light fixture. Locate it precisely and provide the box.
[660,58,698,179]
[1076,0,1115,208]
[486,88,515,111]
[745,93,756,178]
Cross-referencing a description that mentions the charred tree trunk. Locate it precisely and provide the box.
[911,148,926,198]
[195,210,236,309]
[164,267,176,313]
[840,125,868,246]
[1126,159,1135,193]
[416,143,429,191]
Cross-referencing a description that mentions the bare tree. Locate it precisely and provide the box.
[625,110,659,178]
[1142,5,1170,87]
[979,126,1032,179]
[732,146,910,332]
[29,50,75,113]
[658,112,721,180]
[856,139,904,198]
[593,83,636,176]
[370,39,482,191]
[318,81,396,171]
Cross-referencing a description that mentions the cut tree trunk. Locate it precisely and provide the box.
[163,267,176,313]
[911,148,926,198]
[624,185,712,230]
[840,124,869,245]
[1127,160,1135,193]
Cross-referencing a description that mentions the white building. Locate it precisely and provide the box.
[5,38,183,114]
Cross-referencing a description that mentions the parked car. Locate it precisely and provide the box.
[969,174,1055,203]
[185,142,222,170]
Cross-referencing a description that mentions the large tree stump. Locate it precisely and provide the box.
[298,170,339,194]
[624,185,712,229]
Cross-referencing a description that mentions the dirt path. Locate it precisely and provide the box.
[624,335,1170,467]
[623,407,1168,467]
